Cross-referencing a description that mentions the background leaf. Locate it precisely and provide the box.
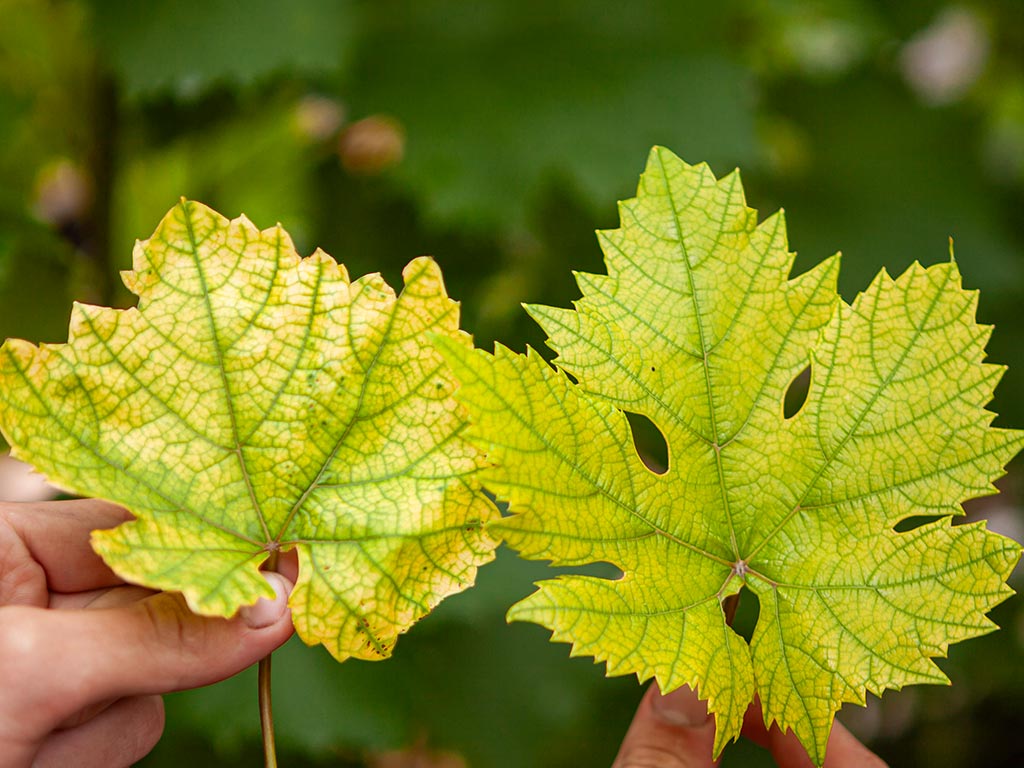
[346,0,758,228]
[85,0,357,99]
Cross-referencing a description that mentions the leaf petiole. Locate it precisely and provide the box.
[259,652,277,768]
[259,550,280,768]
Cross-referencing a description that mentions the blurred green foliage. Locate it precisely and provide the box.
[0,0,1022,765]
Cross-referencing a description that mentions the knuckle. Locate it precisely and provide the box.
[0,519,40,604]
[0,606,46,688]
[140,594,210,667]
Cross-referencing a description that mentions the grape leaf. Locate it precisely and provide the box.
[439,147,1024,764]
[348,0,757,228]
[0,200,498,661]
[86,0,357,99]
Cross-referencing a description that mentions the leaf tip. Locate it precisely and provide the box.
[648,143,668,160]
[505,598,531,626]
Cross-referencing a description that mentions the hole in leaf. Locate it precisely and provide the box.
[783,365,811,419]
[624,411,668,474]
[894,515,945,532]
[728,586,760,643]
[574,560,625,580]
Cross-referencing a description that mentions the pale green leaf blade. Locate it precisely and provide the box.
[437,341,753,753]
[748,517,1019,761]
[0,200,498,661]
[441,147,1024,764]
[739,259,1024,759]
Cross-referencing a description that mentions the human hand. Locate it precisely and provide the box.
[0,499,295,768]
[614,682,888,767]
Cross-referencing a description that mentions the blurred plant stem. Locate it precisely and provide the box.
[83,72,117,304]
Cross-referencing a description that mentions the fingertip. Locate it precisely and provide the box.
[822,718,889,768]
[239,572,294,630]
[756,713,889,768]
[613,683,717,768]
[649,683,712,728]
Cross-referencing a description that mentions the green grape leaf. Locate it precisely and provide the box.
[349,0,756,228]
[86,0,357,99]
[0,200,498,662]
[439,147,1024,764]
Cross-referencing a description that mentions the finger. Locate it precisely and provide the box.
[0,572,293,732]
[57,697,117,731]
[275,547,299,583]
[49,584,156,610]
[613,683,717,768]
[0,499,130,592]
[33,695,165,768]
[741,704,888,768]
[817,719,888,767]
[739,698,772,749]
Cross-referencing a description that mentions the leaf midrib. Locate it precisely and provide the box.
[238,251,326,445]
[182,204,273,545]
[1,344,263,547]
[655,151,740,561]
[744,272,949,562]
[463,348,732,567]
[272,282,403,543]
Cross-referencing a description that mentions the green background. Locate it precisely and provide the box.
[1,0,1022,765]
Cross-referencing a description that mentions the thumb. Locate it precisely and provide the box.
[613,683,718,768]
[3,572,295,725]
[100,571,296,694]
[238,572,293,629]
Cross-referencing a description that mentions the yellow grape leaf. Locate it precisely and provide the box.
[0,200,498,661]
[439,147,1024,764]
